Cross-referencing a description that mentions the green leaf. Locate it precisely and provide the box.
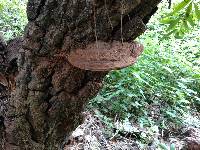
[166,18,180,31]
[185,2,193,18]
[193,74,200,79]
[187,16,195,27]
[161,29,177,40]
[169,0,191,16]
[163,66,173,74]
[0,3,3,11]
[175,30,184,39]
[194,3,200,20]
[160,18,175,24]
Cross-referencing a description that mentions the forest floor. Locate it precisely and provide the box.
[64,110,200,150]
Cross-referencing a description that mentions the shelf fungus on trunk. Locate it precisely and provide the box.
[68,41,144,71]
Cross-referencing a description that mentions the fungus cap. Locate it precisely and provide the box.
[68,41,143,71]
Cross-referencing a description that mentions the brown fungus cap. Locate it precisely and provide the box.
[68,41,143,71]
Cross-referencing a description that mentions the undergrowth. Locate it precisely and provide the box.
[0,0,27,40]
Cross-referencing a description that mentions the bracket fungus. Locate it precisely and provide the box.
[68,41,144,71]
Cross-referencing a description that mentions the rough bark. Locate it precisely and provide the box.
[0,0,161,149]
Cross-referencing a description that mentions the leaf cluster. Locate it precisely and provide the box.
[160,0,200,38]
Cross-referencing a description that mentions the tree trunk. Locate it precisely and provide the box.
[0,0,161,149]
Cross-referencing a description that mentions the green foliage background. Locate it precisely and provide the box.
[88,1,200,145]
[0,0,27,40]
